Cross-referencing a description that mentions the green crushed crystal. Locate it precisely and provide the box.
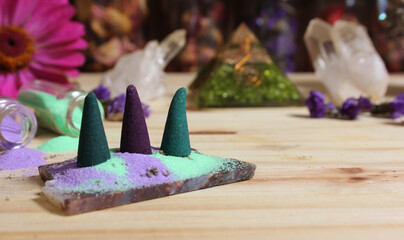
[193,62,301,107]
[189,23,302,108]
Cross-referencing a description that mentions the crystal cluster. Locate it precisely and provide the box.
[102,30,186,101]
[304,19,389,105]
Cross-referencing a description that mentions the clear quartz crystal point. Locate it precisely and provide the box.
[102,29,186,100]
[304,19,389,105]
[160,29,186,67]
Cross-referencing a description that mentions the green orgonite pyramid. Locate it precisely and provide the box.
[189,23,302,108]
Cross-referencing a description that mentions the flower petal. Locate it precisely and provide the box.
[29,67,71,85]
[16,68,36,87]
[35,22,85,47]
[0,0,13,25]
[23,0,65,33]
[29,5,76,40]
[12,0,40,26]
[33,51,85,68]
[36,39,88,53]
[29,62,80,77]
[0,73,19,98]
[54,0,69,4]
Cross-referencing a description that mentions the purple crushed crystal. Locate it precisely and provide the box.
[358,96,374,111]
[142,103,151,118]
[107,94,126,115]
[304,91,327,118]
[391,93,404,119]
[92,84,111,101]
[107,94,151,118]
[340,98,362,120]
[327,102,335,110]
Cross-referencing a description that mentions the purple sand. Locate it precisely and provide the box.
[0,148,46,171]
[116,152,174,186]
[50,165,120,191]
[1,115,23,143]
[46,152,174,194]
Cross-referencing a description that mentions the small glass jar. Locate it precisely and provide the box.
[18,80,104,137]
[0,97,37,150]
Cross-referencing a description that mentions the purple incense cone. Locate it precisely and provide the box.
[120,85,152,154]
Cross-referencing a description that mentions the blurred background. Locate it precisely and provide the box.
[71,0,404,73]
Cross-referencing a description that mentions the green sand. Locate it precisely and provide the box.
[18,90,104,136]
[96,154,127,177]
[152,150,237,180]
[89,153,131,191]
[37,136,79,153]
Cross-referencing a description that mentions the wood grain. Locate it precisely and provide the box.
[2,73,404,239]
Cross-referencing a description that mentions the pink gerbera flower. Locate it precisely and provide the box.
[0,0,87,98]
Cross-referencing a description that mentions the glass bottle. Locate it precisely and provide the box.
[0,97,37,150]
[17,80,104,137]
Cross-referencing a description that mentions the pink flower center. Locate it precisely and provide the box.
[0,26,34,72]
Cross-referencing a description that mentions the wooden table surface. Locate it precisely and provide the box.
[2,73,404,239]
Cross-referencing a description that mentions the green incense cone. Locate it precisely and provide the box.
[77,92,110,167]
[160,87,191,156]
